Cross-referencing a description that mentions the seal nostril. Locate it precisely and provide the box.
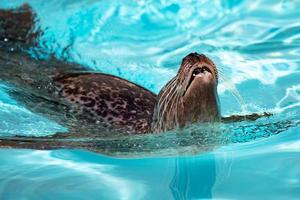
[202,66,212,73]
[192,66,211,76]
[192,68,203,76]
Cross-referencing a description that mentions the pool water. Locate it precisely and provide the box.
[0,0,300,199]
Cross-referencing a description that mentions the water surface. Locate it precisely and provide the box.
[0,0,299,199]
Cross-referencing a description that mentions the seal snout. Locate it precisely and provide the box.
[192,66,212,77]
[152,52,221,133]
[187,66,212,89]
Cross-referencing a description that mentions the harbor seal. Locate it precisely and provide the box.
[0,5,269,138]
[0,4,274,154]
[0,49,219,134]
[52,52,220,134]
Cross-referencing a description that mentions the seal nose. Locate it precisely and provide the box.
[192,68,203,76]
[192,66,211,77]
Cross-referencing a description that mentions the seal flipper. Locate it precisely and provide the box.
[0,135,92,151]
[221,112,272,123]
[0,133,121,153]
[0,4,39,51]
[0,4,54,91]
[0,3,85,90]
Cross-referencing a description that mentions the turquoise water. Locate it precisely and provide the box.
[0,0,300,199]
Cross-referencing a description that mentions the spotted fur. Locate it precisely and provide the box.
[53,73,157,134]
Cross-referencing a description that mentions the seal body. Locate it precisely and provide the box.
[53,73,157,134]
[49,52,220,134]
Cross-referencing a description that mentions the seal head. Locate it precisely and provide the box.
[152,52,220,132]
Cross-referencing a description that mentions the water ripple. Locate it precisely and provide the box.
[0,2,300,198]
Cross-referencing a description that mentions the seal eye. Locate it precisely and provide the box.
[192,68,203,76]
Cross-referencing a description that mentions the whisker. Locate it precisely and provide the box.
[153,79,179,132]
[158,86,179,130]
[164,86,180,129]
[157,78,177,106]
[218,69,246,113]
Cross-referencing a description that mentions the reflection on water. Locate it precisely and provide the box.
[0,127,299,200]
[0,150,147,200]
[0,0,300,199]
[0,149,217,200]
[170,156,216,199]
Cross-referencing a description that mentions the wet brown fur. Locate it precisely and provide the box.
[0,5,221,135]
[152,53,220,132]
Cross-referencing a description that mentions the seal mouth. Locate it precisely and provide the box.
[185,66,212,93]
